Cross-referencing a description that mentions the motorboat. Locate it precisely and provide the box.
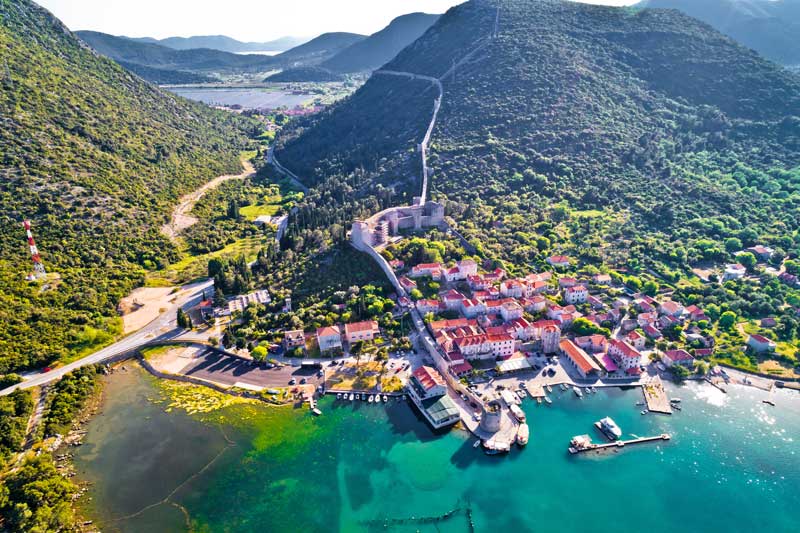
[574,386,583,398]
[595,417,622,441]
[349,393,354,401]
[311,408,322,416]
[368,395,374,403]
[509,404,527,423]
[517,423,530,446]
[336,393,342,400]
[546,384,553,393]
[382,395,388,402]
[670,398,681,403]
[544,395,552,405]
[763,399,776,407]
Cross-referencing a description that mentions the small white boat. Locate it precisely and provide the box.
[382,395,388,402]
[670,398,681,403]
[311,408,322,416]
[368,395,374,403]
[517,423,530,446]
[355,394,360,401]
[546,384,553,393]
[349,394,354,401]
[584,387,591,394]
[510,404,527,423]
[560,383,568,391]
[473,440,482,448]
[544,395,552,405]
[640,409,648,415]
[336,393,342,400]
[574,386,583,398]
[536,397,542,405]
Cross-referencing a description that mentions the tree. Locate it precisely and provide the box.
[570,317,610,337]
[719,311,737,330]
[176,308,192,329]
[213,288,227,309]
[738,252,757,271]
[409,288,423,301]
[643,280,659,296]
[724,237,743,253]
[251,345,268,362]
[670,364,690,381]
[227,198,241,220]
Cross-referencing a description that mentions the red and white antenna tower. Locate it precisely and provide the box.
[23,220,47,280]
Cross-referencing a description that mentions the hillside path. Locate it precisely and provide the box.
[161,159,255,241]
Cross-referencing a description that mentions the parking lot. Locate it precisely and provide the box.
[179,348,325,389]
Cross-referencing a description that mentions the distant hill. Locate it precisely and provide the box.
[127,34,308,53]
[265,66,345,82]
[636,0,800,66]
[322,13,440,73]
[272,32,367,67]
[0,0,255,373]
[76,31,276,73]
[117,61,218,84]
[277,0,800,278]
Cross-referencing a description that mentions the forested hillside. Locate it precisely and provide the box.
[276,0,800,277]
[0,0,257,373]
[637,0,800,66]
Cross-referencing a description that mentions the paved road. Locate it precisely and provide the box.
[0,279,214,397]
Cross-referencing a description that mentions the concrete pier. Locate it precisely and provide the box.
[642,376,672,414]
[569,434,671,454]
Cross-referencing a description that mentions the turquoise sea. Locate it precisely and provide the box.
[73,367,799,532]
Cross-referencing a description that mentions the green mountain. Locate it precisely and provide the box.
[276,0,800,276]
[76,30,276,72]
[322,13,441,73]
[128,34,308,53]
[636,0,800,66]
[0,0,257,373]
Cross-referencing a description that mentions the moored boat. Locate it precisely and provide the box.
[763,399,776,406]
[517,423,530,446]
[368,395,374,403]
[382,395,388,402]
[568,434,593,454]
[595,416,622,441]
[311,408,322,416]
[349,393,354,401]
[544,395,552,405]
[546,384,553,393]
[336,393,342,400]
[573,386,583,398]
[510,404,527,423]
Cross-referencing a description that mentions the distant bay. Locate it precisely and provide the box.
[73,367,800,532]
[166,87,312,110]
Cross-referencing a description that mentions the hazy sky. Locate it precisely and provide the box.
[33,0,637,41]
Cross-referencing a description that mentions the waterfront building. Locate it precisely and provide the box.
[560,339,601,378]
[407,366,460,429]
[608,339,642,370]
[662,349,695,368]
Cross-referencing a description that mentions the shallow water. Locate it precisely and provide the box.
[74,368,800,532]
[168,88,312,109]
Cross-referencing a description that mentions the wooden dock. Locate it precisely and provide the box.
[569,434,671,454]
[642,376,672,414]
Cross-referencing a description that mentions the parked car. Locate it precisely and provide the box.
[288,378,296,385]
[299,378,307,384]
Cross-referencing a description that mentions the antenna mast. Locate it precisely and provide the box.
[23,220,47,280]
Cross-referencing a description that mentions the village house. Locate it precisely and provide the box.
[746,245,774,261]
[575,334,607,354]
[500,279,525,298]
[560,339,601,378]
[460,298,486,318]
[410,263,443,280]
[500,300,525,322]
[283,330,306,351]
[416,299,441,315]
[520,295,547,313]
[441,289,466,311]
[643,324,662,339]
[658,300,684,317]
[468,274,492,291]
[487,333,516,358]
[684,305,708,322]
[483,268,506,283]
[546,255,571,268]
[316,325,342,352]
[564,285,588,305]
[592,273,612,285]
[429,318,475,332]
[399,276,417,292]
[509,317,535,341]
[747,334,777,353]
[662,349,695,368]
[453,334,490,359]
[525,279,549,295]
[558,276,578,288]
[637,312,658,327]
[457,259,478,277]
[443,351,473,376]
[723,263,746,281]
[587,295,605,310]
[608,339,642,370]
[389,259,405,270]
[625,330,646,350]
[344,321,380,345]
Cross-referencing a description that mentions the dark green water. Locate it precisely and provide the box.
[74,368,800,532]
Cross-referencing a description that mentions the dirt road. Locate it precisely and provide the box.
[161,159,255,240]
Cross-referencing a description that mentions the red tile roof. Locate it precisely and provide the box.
[344,321,378,335]
[559,339,600,374]
[412,366,445,390]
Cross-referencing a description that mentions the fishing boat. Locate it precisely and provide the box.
[536,397,542,405]
[348,393,354,401]
[484,441,511,455]
[574,386,583,398]
[336,393,342,400]
[560,383,568,391]
[635,401,645,406]
[355,394,360,401]
[594,417,622,441]
[640,409,648,415]
[670,398,682,403]
[544,395,552,405]
[672,403,682,411]
[584,387,591,394]
[509,404,527,423]
[546,384,553,393]
[382,395,388,402]
[368,395,374,403]
[517,423,530,446]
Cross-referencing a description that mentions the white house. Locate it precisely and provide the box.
[608,339,642,370]
[747,334,777,353]
[564,285,588,305]
[316,326,342,352]
[662,349,694,368]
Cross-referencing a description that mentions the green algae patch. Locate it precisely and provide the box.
[153,379,251,415]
